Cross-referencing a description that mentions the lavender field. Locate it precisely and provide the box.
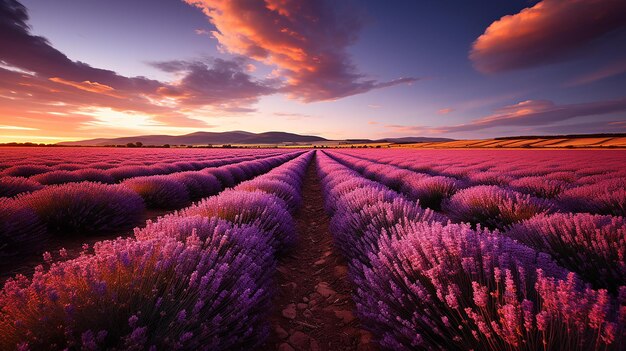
[0,147,624,350]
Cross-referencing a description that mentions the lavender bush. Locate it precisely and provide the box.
[0,226,274,350]
[237,179,301,213]
[18,182,145,235]
[72,169,116,184]
[182,190,296,254]
[206,168,236,188]
[443,185,554,230]
[352,221,624,350]
[401,175,460,210]
[0,198,47,256]
[1,165,52,177]
[507,213,626,291]
[168,172,222,201]
[330,197,446,263]
[510,176,569,198]
[30,170,83,185]
[123,176,190,209]
[0,176,43,198]
[559,179,626,216]
[107,165,157,181]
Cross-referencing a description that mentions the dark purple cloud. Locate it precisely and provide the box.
[185,0,418,101]
[537,120,626,134]
[384,97,626,136]
[0,0,162,93]
[151,58,278,107]
[437,98,626,133]
[470,0,626,73]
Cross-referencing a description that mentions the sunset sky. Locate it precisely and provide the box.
[1,0,626,143]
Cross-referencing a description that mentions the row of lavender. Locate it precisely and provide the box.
[0,151,313,350]
[317,151,625,350]
[334,149,626,217]
[0,150,286,197]
[327,151,626,292]
[0,147,279,171]
[0,152,302,258]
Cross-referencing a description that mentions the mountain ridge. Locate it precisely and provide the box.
[57,131,454,146]
[57,131,328,146]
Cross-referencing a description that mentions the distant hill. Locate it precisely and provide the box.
[57,131,328,146]
[377,137,455,143]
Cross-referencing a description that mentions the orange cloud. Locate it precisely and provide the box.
[470,0,626,73]
[185,0,417,101]
[438,108,454,115]
[49,77,123,98]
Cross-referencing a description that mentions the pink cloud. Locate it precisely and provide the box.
[438,108,454,115]
[184,0,418,101]
[470,0,626,73]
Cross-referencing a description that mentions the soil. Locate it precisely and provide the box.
[259,156,377,351]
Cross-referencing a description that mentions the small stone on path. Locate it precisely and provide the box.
[282,303,297,319]
[334,310,355,323]
[316,282,336,297]
[289,331,311,349]
[278,343,295,351]
[275,325,289,339]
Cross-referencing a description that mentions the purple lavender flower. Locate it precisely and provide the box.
[1,165,52,177]
[507,212,626,292]
[17,182,145,235]
[0,176,43,198]
[182,190,296,254]
[0,198,47,256]
[351,221,622,350]
[559,179,626,216]
[443,185,554,230]
[168,171,222,201]
[123,176,190,209]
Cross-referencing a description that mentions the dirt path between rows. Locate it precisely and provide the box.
[260,156,377,351]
